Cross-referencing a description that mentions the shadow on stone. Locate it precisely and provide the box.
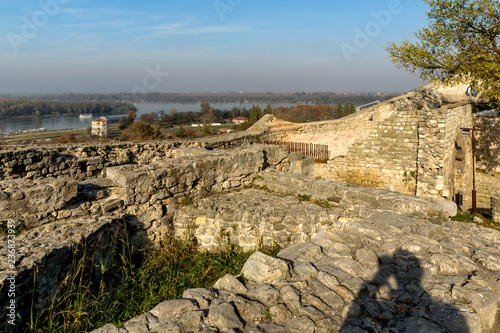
[341,250,470,333]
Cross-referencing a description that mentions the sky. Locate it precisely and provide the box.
[0,0,431,94]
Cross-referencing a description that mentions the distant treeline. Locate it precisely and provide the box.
[0,98,137,118]
[132,101,359,127]
[0,92,399,105]
[273,102,357,123]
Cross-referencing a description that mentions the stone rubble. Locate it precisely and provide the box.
[0,131,263,181]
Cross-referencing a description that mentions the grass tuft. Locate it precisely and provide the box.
[297,194,311,201]
[451,211,500,231]
[313,200,331,208]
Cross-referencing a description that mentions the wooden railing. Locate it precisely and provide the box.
[265,141,329,163]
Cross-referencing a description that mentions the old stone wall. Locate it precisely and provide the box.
[315,108,420,195]
[171,168,458,254]
[105,145,291,247]
[475,116,500,173]
[0,131,262,181]
[173,189,341,252]
[0,177,78,229]
[0,143,463,331]
[416,103,473,206]
[0,144,288,331]
[262,88,475,205]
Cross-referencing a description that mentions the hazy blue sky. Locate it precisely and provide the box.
[0,0,430,94]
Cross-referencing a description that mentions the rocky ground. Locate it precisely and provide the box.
[93,210,500,333]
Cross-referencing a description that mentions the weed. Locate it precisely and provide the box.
[298,194,311,201]
[151,185,158,194]
[262,241,281,257]
[0,221,27,236]
[202,188,213,198]
[263,308,274,321]
[181,194,192,206]
[402,171,416,184]
[314,200,331,208]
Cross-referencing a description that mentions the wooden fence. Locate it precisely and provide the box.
[265,141,329,163]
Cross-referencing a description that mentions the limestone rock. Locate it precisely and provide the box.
[277,242,325,263]
[178,311,205,332]
[269,304,293,324]
[285,316,315,333]
[246,284,280,306]
[207,302,244,330]
[279,285,302,313]
[241,251,291,284]
[232,299,267,324]
[122,314,150,333]
[182,288,217,308]
[213,274,248,295]
[149,299,199,320]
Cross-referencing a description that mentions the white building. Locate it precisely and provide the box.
[92,117,108,137]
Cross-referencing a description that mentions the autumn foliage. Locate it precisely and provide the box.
[120,121,164,141]
[272,104,347,123]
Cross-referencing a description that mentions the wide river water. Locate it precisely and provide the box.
[0,102,295,133]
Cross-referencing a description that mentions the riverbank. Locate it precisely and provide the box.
[0,124,121,145]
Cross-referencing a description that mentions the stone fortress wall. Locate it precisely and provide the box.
[261,83,500,211]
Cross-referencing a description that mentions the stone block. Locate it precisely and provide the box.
[207,303,244,330]
[241,251,291,284]
[149,299,199,320]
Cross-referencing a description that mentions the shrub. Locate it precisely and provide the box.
[57,132,77,144]
[120,121,164,141]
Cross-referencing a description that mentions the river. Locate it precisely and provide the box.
[0,102,294,133]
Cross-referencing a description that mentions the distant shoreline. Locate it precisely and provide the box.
[0,111,126,120]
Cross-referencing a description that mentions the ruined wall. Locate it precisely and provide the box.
[475,116,500,173]
[173,189,340,252]
[0,143,462,330]
[0,178,78,229]
[0,131,262,181]
[263,85,447,196]
[105,145,291,247]
[265,102,396,160]
[0,145,288,331]
[254,169,457,219]
[416,104,473,204]
[316,108,420,194]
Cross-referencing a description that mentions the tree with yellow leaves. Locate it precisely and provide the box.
[386,0,500,109]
